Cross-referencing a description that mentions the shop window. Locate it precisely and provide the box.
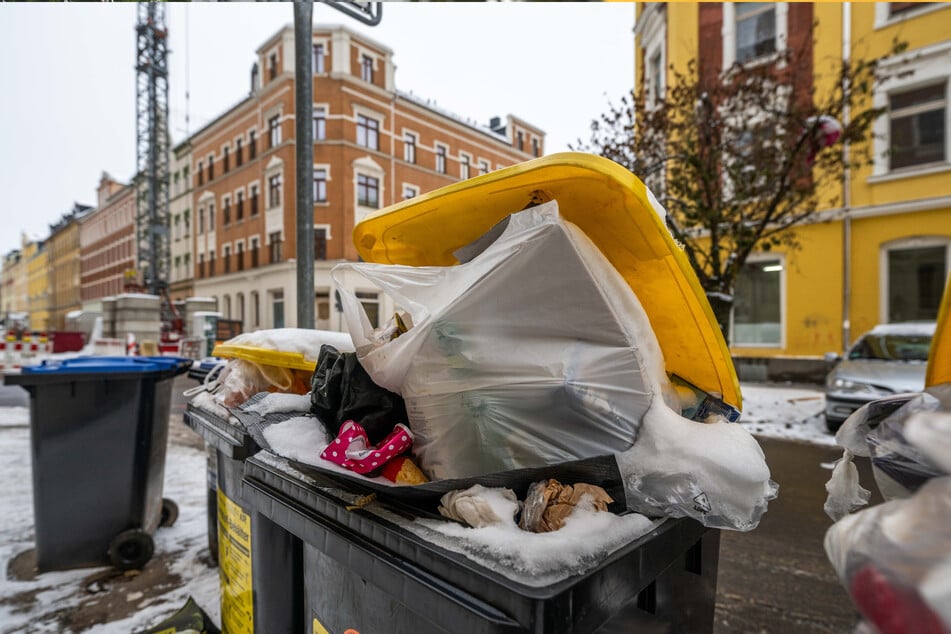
[733,259,783,345]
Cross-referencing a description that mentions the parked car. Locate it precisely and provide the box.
[187,357,225,384]
[824,322,935,432]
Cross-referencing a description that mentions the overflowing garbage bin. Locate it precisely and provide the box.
[184,153,777,633]
[4,356,190,571]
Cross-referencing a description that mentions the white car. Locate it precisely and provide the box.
[824,322,935,432]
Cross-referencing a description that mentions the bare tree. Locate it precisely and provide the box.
[574,31,907,342]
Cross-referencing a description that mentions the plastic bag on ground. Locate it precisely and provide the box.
[333,201,664,480]
[824,476,951,633]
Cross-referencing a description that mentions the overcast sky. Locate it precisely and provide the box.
[0,2,635,260]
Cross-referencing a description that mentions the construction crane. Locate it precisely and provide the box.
[134,3,182,340]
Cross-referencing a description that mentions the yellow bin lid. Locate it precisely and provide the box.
[354,152,742,410]
[926,278,951,388]
[211,344,317,372]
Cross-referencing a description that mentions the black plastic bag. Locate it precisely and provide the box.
[310,344,409,444]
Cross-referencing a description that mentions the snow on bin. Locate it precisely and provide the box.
[3,356,190,571]
[228,153,776,633]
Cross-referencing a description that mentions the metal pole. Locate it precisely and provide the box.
[294,2,315,329]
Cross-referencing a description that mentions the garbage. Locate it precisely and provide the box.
[309,344,409,444]
[519,479,613,533]
[333,202,664,480]
[319,420,414,475]
[438,484,519,528]
[137,596,221,634]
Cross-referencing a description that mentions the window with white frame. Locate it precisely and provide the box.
[357,114,379,150]
[313,43,326,74]
[733,257,784,346]
[882,238,949,323]
[314,167,328,203]
[722,3,788,69]
[460,153,471,179]
[404,132,417,163]
[435,144,447,174]
[314,106,326,141]
[268,173,282,208]
[314,225,328,261]
[889,82,947,171]
[361,55,373,83]
[648,49,664,104]
[402,184,419,200]
[357,174,379,208]
[268,114,281,148]
[271,289,285,329]
[479,159,489,175]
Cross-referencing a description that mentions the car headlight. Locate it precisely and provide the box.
[826,376,892,397]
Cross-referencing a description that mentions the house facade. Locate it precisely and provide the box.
[188,24,544,331]
[636,2,951,373]
[79,173,137,312]
[48,203,92,330]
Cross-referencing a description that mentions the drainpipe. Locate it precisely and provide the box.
[841,2,852,353]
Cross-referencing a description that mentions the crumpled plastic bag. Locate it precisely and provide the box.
[332,201,664,480]
[824,476,951,633]
[519,479,613,533]
[825,393,947,520]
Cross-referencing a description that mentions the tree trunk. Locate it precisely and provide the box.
[706,292,734,347]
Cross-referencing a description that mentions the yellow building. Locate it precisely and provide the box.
[48,203,92,331]
[25,238,51,332]
[636,2,951,376]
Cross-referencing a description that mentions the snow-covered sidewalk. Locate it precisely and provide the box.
[0,381,833,632]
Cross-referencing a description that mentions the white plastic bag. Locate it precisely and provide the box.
[333,202,666,480]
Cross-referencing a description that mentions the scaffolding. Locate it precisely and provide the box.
[134,2,170,297]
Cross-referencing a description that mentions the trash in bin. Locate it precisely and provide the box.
[137,596,220,634]
[3,356,190,571]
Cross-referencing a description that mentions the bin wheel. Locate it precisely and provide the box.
[160,498,179,528]
[108,529,155,571]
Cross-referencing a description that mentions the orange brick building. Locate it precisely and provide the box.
[190,25,544,330]
[80,173,137,309]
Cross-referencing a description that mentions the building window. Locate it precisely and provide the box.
[224,295,231,319]
[403,184,418,200]
[198,253,204,278]
[250,185,259,216]
[316,291,330,329]
[223,245,231,274]
[208,251,216,277]
[236,241,245,271]
[356,114,379,150]
[648,49,664,104]
[314,168,328,203]
[479,159,489,175]
[460,154,470,180]
[889,2,933,16]
[357,174,379,208]
[197,161,204,186]
[237,292,245,325]
[735,3,777,64]
[889,82,946,170]
[733,259,783,346]
[313,43,325,73]
[236,138,243,167]
[269,232,282,263]
[886,243,948,322]
[532,137,540,158]
[198,207,205,233]
[517,131,524,152]
[357,291,380,328]
[249,131,257,159]
[236,191,244,221]
[252,291,260,327]
[268,115,281,149]
[361,55,373,83]
[314,107,326,141]
[208,203,215,229]
[435,145,447,174]
[271,289,285,329]
[315,227,327,261]
[404,132,416,163]
[223,146,230,173]
[268,173,282,208]
[251,237,260,268]
[223,197,231,225]
[269,53,278,80]
[207,155,214,181]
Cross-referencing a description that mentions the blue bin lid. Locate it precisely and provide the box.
[22,356,188,375]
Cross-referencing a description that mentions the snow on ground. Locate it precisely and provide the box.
[0,381,833,632]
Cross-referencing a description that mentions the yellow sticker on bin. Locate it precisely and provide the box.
[212,343,317,372]
[352,152,742,410]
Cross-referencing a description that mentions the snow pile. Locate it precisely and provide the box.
[739,383,832,446]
